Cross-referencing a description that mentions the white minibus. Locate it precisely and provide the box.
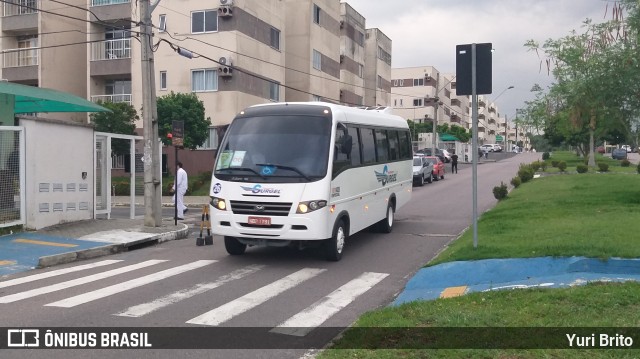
[209,102,413,261]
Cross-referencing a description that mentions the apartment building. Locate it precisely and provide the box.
[0,0,88,122]
[363,28,391,106]
[390,66,449,126]
[284,0,340,103]
[2,0,394,151]
[338,2,364,106]
[391,66,516,146]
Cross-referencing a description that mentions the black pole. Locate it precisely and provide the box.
[174,145,178,225]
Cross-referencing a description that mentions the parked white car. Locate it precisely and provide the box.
[481,144,501,152]
[412,156,433,186]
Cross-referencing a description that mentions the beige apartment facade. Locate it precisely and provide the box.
[391,66,517,146]
[284,0,340,103]
[339,2,365,106]
[391,66,447,125]
[2,0,394,150]
[363,28,391,106]
[1,0,88,122]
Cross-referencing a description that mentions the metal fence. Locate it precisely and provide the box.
[3,0,38,16]
[0,127,25,228]
[90,0,130,6]
[91,39,131,61]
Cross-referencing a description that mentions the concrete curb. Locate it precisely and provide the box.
[36,223,190,268]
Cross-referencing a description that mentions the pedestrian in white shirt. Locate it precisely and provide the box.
[172,161,188,220]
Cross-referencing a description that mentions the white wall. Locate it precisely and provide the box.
[21,117,94,229]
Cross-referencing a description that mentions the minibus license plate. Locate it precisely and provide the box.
[248,216,271,226]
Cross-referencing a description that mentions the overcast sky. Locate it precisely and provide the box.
[344,0,610,121]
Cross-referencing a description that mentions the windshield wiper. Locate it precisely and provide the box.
[256,163,312,181]
[217,167,267,180]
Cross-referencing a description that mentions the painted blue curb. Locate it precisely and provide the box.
[0,233,111,276]
[392,257,640,306]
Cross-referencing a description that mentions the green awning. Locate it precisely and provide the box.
[0,81,109,114]
[439,133,460,142]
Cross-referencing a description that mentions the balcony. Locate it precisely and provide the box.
[90,0,131,22]
[91,0,130,6]
[3,0,37,16]
[3,47,38,67]
[2,0,38,31]
[92,39,131,60]
[2,47,38,82]
[91,94,132,105]
[90,39,132,77]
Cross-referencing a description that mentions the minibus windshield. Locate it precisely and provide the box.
[214,115,332,182]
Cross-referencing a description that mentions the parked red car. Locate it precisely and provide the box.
[424,156,445,181]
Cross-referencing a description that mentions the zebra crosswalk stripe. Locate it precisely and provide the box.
[0,260,123,289]
[0,260,167,304]
[45,260,217,308]
[115,264,265,318]
[186,268,326,326]
[271,272,389,337]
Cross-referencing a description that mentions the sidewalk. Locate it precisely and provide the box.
[0,210,192,277]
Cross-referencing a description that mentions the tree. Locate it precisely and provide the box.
[525,1,640,166]
[157,92,211,149]
[90,101,138,156]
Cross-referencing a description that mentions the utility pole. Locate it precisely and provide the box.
[431,73,440,156]
[141,0,162,227]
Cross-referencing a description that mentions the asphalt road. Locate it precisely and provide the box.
[0,152,540,359]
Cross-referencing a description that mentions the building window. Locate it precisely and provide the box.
[400,99,403,106]
[269,82,279,101]
[160,71,167,90]
[312,95,322,102]
[159,14,166,32]
[313,4,321,24]
[200,127,219,150]
[191,10,217,34]
[377,46,391,66]
[413,98,423,106]
[313,49,322,70]
[191,69,218,92]
[377,75,383,89]
[356,31,364,47]
[413,78,424,86]
[105,79,131,103]
[270,27,280,50]
[358,63,364,78]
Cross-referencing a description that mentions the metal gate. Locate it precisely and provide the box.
[94,132,143,219]
[0,126,25,228]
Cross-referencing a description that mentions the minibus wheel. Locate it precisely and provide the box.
[376,202,395,233]
[224,236,246,255]
[325,219,346,261]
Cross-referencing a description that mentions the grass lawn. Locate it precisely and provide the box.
[543,151,636,174]
[319,164,640,358]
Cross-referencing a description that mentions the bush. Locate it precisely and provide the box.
[621,159,630,167]
[518,164,535,183]
[551,160,559,167]
[540,161,547,171]
[493,182,508,201]
[637,163,640,174]
[542,152,550,160]
[510,176,521,188]
[576,164,588,173]
[557,161,567,172]
[598,162,609,172]
[530,161,541,172]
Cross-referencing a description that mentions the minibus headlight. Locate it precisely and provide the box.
[210,196,227,211]
[296,200,327,214]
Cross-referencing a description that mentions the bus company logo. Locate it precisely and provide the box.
[212,183,222,194]
[7,329,40,347]
[241,184,281,194]
[375,165,397,186]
